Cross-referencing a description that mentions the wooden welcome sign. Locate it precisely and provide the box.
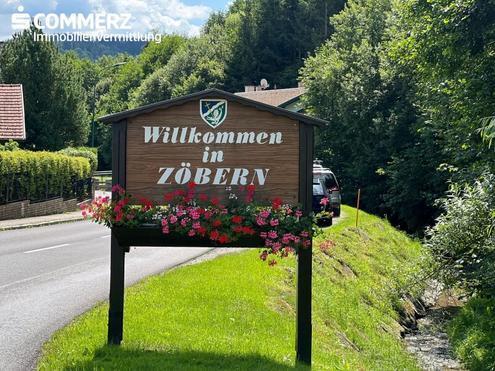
[99,89,325,365]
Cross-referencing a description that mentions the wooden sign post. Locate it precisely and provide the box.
[100,89,325,365]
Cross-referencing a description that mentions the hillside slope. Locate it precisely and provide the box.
[39,206,424,370]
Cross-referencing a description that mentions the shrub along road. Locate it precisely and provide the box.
[0,221,211,371]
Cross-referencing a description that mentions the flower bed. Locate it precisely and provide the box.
[82,182,322,264]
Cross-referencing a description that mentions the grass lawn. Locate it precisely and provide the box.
[38,206,424,370]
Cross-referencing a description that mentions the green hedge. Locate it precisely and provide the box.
[59,147,98,172]
[0,150,91,203]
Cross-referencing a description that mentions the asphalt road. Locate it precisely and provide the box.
[0,221,211,371]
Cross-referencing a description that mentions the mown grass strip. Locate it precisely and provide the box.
[39,206,423,370]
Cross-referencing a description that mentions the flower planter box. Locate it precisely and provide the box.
[112,225,264,248]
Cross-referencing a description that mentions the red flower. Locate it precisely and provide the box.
[199,193,208,202]
[209,229,220,241]
[268,259,277,266]
[212,219,222,228]
[111,184,125,195]
[164,192,174,202]
[187,181,196,189]
[218,234,230,244]
[271,197,283,210]
[197,226,207,236]
[232,225,244,233]
[138,197,154,211]
[231,215,243,224]
[211,197,220,206]
[247,184,256,193]
[242,226,256,235]
[174,189,186,197]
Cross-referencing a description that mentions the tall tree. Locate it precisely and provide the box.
[0,26,89,150]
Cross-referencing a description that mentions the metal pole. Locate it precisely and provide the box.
[91,85,96,148]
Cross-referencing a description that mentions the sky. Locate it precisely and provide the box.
[0,0,231,41]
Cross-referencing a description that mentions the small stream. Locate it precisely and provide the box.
[404,306,464,370]
[403,284,464,371]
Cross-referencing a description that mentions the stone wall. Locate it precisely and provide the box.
[0,198,78,220]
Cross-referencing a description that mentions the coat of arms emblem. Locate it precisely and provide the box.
[200,99,227,128]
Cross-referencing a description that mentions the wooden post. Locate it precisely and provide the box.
[108,233,126,344]
[108,119,127,345]
[296,123,313,365]
[355,188,361,228]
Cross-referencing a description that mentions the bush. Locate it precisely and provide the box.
[0,149,92,203]
[0,140,20,151]
[59,147,98,172]
[426,174,495,297]
[448,297,495,370]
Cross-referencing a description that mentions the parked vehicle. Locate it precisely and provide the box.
[312,177,332,226]
[313,161,342,217]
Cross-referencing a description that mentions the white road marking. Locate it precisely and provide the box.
[24,243,70,254]
[100,235,111,239]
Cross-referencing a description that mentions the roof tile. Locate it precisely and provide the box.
[0,84,26,140]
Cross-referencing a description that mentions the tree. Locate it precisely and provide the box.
[300,0,453,232]
[0,25,89,150]
[391,0,495,184]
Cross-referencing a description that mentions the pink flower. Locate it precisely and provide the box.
[320,197,329,206]
[295,210,303,218]
[192,222,201,230]
[188,229,196,237]
[260,210,270,218]
[270,219,279,227]
[272,242,282,252]
[162,226,170,234]
[190,209,200,220]
[256,217,266,226]
[260,251,268,261]
[161,219,168,226]
[169,215,178,224]
[268,231,277,239]
[259,232,267,239]
[300,231,309,238]
[180,218,189,227]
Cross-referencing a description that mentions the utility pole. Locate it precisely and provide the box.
[324,2,328,39]
[90,62,127,148]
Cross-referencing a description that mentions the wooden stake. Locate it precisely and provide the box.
[355,188,361,228]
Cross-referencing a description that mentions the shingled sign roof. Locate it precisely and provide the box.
[99,88,327,127]
[0,84,26,140]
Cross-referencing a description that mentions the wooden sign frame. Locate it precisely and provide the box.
[100,89,325,365]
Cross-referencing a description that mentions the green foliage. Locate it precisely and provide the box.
[225,0,345,90]
[390,0,495,187]
[0,140,20,151]
[300,0,443,231]
[426,175,495,297]
[38,207,424,370]
[448,297,495,370]
[0,25,89,151]
[0,149,91,203]
[59,147,98,172]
